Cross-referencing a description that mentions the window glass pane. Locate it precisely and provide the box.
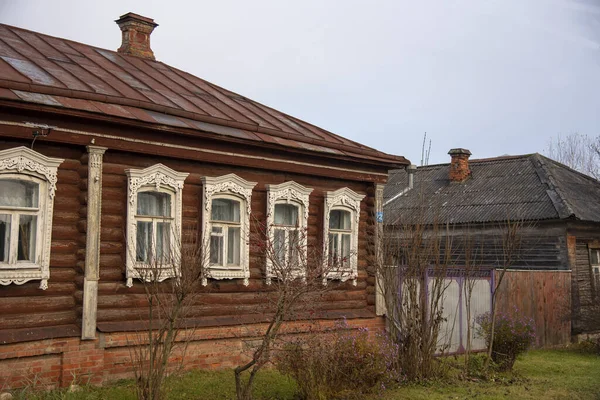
[274,228,286,265]
[210,232,223,266]
[592,250,599,265]
[136,221,152,262]
[329,210,351,230]
[341,234,351,259]
[288,230,299,266]
[228,227,241,265]
[329,233,338,261]
[137,192,171,217]
[0,180,39,208]
[0,214,10,262]
[274,204,299,226]
[211,198,240,222]
[156,222,171,263]
[17,215,37,261]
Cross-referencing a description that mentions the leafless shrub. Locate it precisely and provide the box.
[127,229,208,400]
[483,218,525,370]
[233,218,341,400]
[376,197,456,381]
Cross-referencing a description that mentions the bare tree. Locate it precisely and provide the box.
[545,133,600,179]
[233,219,339,400]
[127,230,208,400]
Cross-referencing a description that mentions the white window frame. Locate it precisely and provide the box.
[265,181,313,284]
[208,194,243,270]
[202,174,256,286]
[323,187,364,285]
[125,164,188,287]
[0,146,63,290]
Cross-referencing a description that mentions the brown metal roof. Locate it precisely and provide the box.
[0,23,408,167]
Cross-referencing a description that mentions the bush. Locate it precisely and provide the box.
[572,337,600,355]
[276,320,403,400]
[476,310,536,371]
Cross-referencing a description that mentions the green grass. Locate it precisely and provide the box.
[383,349,600,400]
[10,349,600,399]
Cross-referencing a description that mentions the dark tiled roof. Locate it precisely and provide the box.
[384,153,600,225]
[0,23,407,167]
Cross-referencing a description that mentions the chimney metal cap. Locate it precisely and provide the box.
[448,148,472,156]
[406,164,417,172]
[115,12,158,28]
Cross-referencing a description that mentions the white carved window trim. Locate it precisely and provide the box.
[0,146,63,290]
[323,187,365,285]
[265,181,313,284]
[125,164,188,287]
[202,174,256,286]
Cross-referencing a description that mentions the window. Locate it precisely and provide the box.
[265,182,312,284]
[202,174,256,286]
[328,209,352,268]
[209,197,241,268]
[590,248,600,298]
[125,164,188,287]
[0,147,63,289]
[323,188,364,285]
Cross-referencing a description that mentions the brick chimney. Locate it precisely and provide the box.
[448,148,472,182]
[115,13,158,60]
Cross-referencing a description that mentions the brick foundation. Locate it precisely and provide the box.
[0,317,385,390]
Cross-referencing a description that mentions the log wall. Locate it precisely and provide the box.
[0,138,379,342]
[0,140,85,344]
[96,150,377,331]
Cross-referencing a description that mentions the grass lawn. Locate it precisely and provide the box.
[386,349,600,400]
[11,349,600,399]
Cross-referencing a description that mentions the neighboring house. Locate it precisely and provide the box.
[383,148,600,347]
[0,13,408,388]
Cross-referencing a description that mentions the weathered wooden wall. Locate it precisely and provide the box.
[386,223,569,271]
[494,270,571,347]
[567,225,600,334]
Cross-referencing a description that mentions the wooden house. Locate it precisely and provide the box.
[0,13,408,388]
[384,148,600,347]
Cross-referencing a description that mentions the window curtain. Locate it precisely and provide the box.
[137,192,171,217]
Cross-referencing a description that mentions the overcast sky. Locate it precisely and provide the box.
[1,0,599,165]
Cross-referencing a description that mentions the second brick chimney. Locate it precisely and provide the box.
[448,148,472,182]
[115,13,158,60]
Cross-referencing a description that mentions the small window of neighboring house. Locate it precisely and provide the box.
[125,164,188,287]
[266,182,312,284]
[0,147,63,289]
[590,248,600,297]
[202,174,256,286]
[323,188,365,285]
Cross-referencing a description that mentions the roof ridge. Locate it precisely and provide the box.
[413,153,533,169]
[530,154,575,219]
[537,153,600,184]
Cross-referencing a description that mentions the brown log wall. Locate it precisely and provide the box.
[494,270,571,347]
[96,150,377,330]
[0,140,86,343]
[0,136,379,342]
